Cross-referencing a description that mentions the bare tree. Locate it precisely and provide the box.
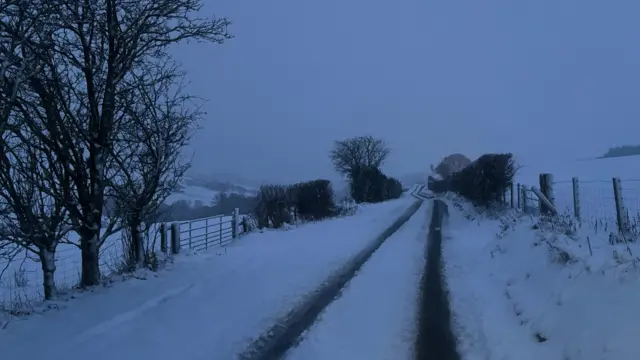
[109,60,201,268]
[0,0,72,300]
[0,130,71,300]
[9,0,231,286]
[329,135,390,176]
[432,153,472,179]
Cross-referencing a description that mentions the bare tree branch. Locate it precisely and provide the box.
[3,0,231,286]
[329,135,391,176]
[109,59,201,268]
[0,0,71,300]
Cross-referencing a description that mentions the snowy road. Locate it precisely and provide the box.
[284,202,430,360]
[0,197,418,360]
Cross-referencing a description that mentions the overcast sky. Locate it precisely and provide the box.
[172,0,640,184]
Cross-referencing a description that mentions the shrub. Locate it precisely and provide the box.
[429,153,517,208]
[254,179,338,229]
[255,184,292,229]
[348,165,402,203]
[385,177,403,200]
[292,179,336,221]
[349,166,378,203]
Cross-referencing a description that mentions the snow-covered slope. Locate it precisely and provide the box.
[164,184,222,206]
[444,194,640,360]
[164,178,258,207]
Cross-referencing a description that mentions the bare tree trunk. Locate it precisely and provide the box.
[38,244,57,300]
[80,232,101,286]
[129,216,144,267]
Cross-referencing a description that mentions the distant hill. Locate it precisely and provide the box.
[183,177,256,195]
[398,172,427,187]
[164,175,258,209]
[600,145,640,159]
[185,171,266,188]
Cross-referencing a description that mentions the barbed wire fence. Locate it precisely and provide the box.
[510,175,640,253]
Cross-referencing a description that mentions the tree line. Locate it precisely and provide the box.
[0,0,231,300]
[601,145,640,159]
[428,153,517,208]
[251,135,403,230]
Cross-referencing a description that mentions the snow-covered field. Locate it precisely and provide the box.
[285,201,430,360]
[515,156,640,230]
[0,196,416,360]
[164,184,223,206]
[443,196,640,360]
[0,214,241,310]
[164,180,257,207]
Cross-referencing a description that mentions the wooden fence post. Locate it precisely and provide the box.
[547,174,556,209]
[160,223,167,254]
[232,208,240,239]
[516,183,521,210]
[572,177,581,221]
[170,223,181,254]
[538,174,546,214]
[510,183,515,209]
[219,218,223,246]
[613,177,627,232]
[539,173,555,215]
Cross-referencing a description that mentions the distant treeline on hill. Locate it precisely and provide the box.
[601,145,640,159]
[157,192,257,222]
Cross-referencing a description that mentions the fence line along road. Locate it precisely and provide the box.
[0,208,244,311]
[509,173,640,236]
[176,208,242,253]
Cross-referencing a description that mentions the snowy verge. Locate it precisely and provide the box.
[442,196,640,360]
[0,197,416,360]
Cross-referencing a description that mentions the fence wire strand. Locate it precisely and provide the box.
[520,177,640,240]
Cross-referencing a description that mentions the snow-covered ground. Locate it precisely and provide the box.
[443,196,640,360]
[0,196,415,360]
[285,201,429,360]
[0,214,241,309]
[164,183,223,206]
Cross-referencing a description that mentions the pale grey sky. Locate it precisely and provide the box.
[172,0,640,184]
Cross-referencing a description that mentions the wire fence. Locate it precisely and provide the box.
[512,175,640,244]
[503,173,640,292]
[0,211,244,312]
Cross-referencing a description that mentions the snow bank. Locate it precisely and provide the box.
[443,197,640,360]
[0,196,415,360]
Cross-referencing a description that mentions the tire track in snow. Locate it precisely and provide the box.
[69,282,197,346]
[238,200,424,360]
[414,199,461,360]
[284,200,430,360]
